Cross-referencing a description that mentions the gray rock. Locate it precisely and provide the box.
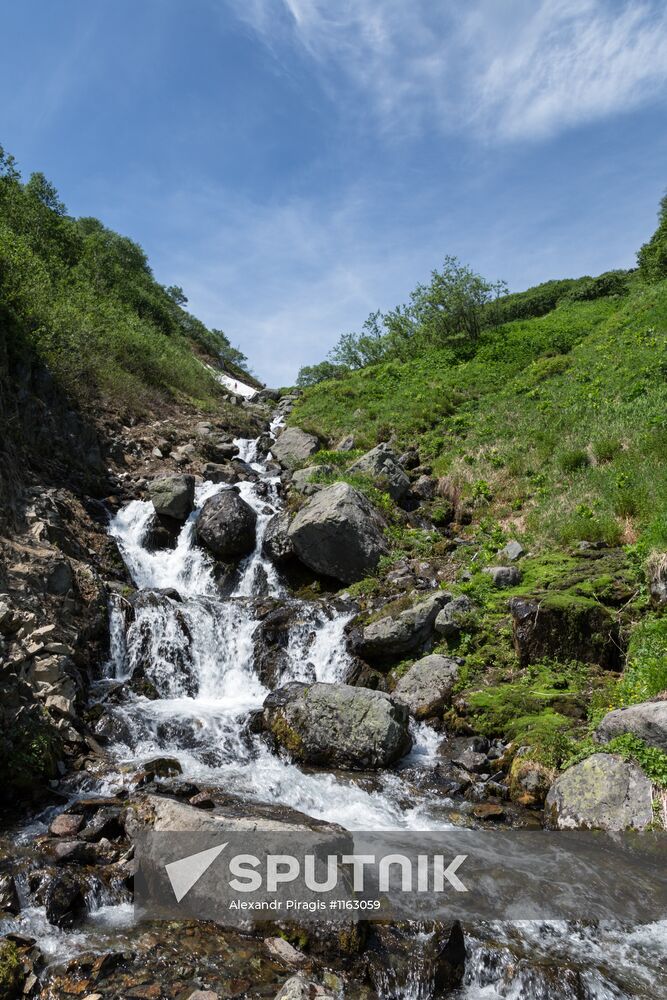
[335,435,356,452]
[358,591,451,660]
[288,483,388,584]
[434,596,475,638]
[290,465,333,493]
[263,511,295,565]
[499,540,525,561]
[271,427,320,469]
[648,552,667,605]
[412,475,437,500]
[196,489,257,559]
[265,937,307,968]
[392,654,459,719]
[595,701,667,752]
[263,681,412,770]
[348,443,410,501]
[483,566,521,587]
[275,977,334,1000]
[148,475,195,522]
[544,753,653,831]
[452,749,489,773]
[202,463,238,485]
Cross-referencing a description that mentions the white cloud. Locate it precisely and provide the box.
[224,0,667,141]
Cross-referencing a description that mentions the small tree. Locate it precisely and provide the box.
[296,360,347,387]
[410,256,507,349]
[638,193,667,282]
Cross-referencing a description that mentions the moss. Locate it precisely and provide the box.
[270,713,304,757]
[0,941,22,1000]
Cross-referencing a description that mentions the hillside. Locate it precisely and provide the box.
[288,258,667,782]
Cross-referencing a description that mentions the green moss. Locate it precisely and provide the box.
[0,709,62,796]
[0,941,22,1000]
[270,713,304,757]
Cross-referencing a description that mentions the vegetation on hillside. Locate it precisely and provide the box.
[0,145,252,413]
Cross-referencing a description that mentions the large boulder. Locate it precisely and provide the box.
[348,443,410,501]
[148,475,195,521]
[508,595,621,669]
[392,654,459,719]
[290,465,332,493]
[288,483,388,584]
[271,427,320,469]
[595,701,667,752]
[196,489,257,559]
[434,595,475,638]
[544,753,653,831]
[263,681,412,770]
[262,511,295,565]
[357,591,451,661]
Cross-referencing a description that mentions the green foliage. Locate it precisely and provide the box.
[0,940,22,999]
[563,734,667,789]
[297,360,348,387]
[0,147,250,413]
[638,192,667,282]
[557,448,590,473]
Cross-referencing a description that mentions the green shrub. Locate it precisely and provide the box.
[557,448,590,473]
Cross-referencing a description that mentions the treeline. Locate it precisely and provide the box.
[0,145,250,407]
[297,256,634,388]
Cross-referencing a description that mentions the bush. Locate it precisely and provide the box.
[557,448,590,473]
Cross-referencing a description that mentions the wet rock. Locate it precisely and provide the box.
[127,793,339,836]
[80,806,123,842]
[434,595,475,639]
[147,475,195,522]
[202,462,238,485]
[263,511,295,565]
[265,937,308,968]
[271,427,320,469]
[544,753,653,831]
[499,539,525,561]
[392,654,459,719]
[472,802,505,821]
[595,700,667,752]
[348,443,410,501]
[252,601,303,687]
[288,483,388,584]
[509,757,554,809]
[49,812,85,837]
[357,591,451,661]
[263,681,412,770]
[134,756,183,784]
[483,566,521,587]
[196,490,257,559]
[0,875,20,915]
[452,749,488,773]
[45,871,86,928]
[509,595,621,669]
[274,976,334,999]
[50,840,99,865]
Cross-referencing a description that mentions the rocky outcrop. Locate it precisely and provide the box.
[348,443,410,501]
[595,701,667,752]
[509,595,621,669]
[544,753,653,831]
[148,475,195,522]
[392,654,459,719]
[196,489,257,559]
[271,427,320,469]
[288,483,388,584]
[262,681,412,769]
[483,566,521,587]
[357,591,451,661]
[263,511,295,565]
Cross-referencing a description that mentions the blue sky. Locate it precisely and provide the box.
[2,0,667,384]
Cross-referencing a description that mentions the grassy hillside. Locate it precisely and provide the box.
[0,146,252,415]
[290,274,667,779]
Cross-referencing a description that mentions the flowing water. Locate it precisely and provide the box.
[3,417,666,998]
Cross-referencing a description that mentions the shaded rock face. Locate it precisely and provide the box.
[348,443,410,501]
[509,595,621,669]
[357,592,451,662]
[148,475,195,522]
[44,871,86,928]
[263,681,412,770]
[263,511,295,565]
[288,483,388,584]
[392,654,459,719]
[271,427,320,469]
[544,753,653,831]
[196,489,257,559]
[595,701,667,752]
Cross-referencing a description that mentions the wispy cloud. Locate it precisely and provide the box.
[225,0,667,141]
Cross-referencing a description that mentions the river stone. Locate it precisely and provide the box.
[44,871,86,928]
[262,511,295,565]
[288,483,388,584]
[544,753,653,831]
[595,701,667,752]
[263,681,412,770]
[392,654,459,719]
[271,427,320,469]
[358,591,451,661]
[348,443,410,501]
[148,475,195,522]
[275,977,334,999]
[196,489,257,559]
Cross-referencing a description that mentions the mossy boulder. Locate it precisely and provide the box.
[392,654,459,719]
[262,681,412,769]
[595,701,667,752]
[509,594,621,669]
[509,756,554,808]
[544,753,653,831]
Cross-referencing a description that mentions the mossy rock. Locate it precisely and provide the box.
[0,941,23,1000]
[509,593,622,669]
